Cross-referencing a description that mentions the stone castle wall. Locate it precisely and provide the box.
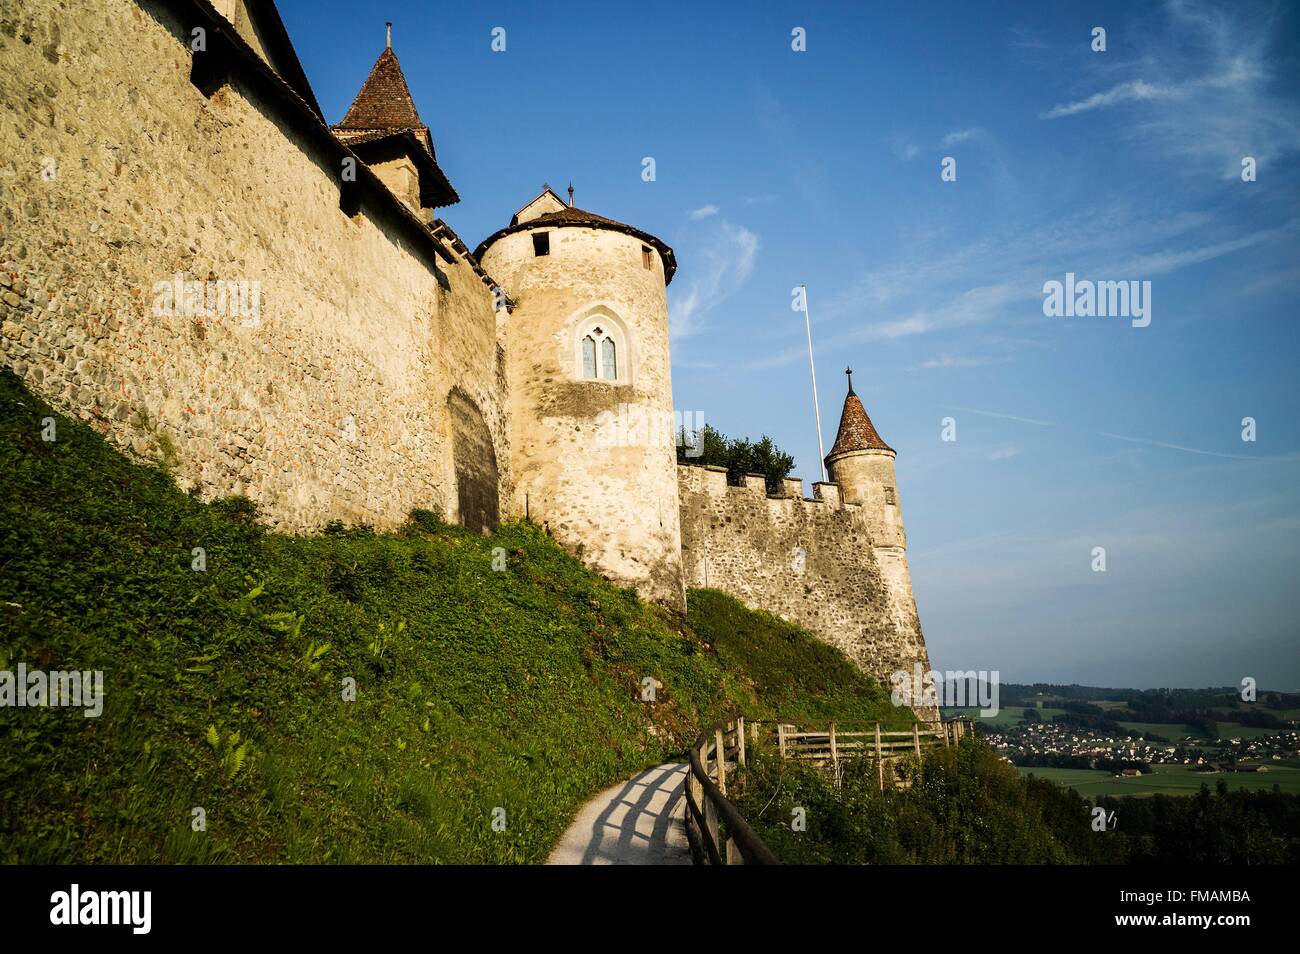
[0,0,507,532]
[677,464,933,706]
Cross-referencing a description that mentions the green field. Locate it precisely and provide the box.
[1113,721,1202,741]
[1019,763,1300,797]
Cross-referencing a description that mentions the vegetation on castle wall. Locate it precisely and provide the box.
[676,423,795,495]
[0,370,897,863]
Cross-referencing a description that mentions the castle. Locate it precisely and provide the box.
[0,0,933,701]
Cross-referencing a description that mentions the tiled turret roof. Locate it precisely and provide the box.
[335,47,426,138]
[330,41,458,207]
[826,371,894,460]
[473,205,677,284]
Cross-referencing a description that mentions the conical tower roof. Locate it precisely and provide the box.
[329,30,458,208]
[333,42,433,156]
[826,368,894,461]
[337,46,423,131]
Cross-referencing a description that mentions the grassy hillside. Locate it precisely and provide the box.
[0,370,900,864]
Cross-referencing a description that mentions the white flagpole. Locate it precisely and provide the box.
[801,284,827,483]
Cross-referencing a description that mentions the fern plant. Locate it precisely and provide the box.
[204,723,256,780]
[299,640,330,671]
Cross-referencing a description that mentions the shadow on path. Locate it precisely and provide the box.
[546,762,691,865]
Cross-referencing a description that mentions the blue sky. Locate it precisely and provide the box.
[280,0,1300,689]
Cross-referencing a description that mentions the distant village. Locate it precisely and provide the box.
[982,721,1300,775]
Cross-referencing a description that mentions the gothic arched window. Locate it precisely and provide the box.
[579,325,620,380]
[573,313,629,384]
[601,337,617,380]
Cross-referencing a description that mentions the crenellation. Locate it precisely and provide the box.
[812,481,842,507]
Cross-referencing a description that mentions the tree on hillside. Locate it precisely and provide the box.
[677,423,796,495]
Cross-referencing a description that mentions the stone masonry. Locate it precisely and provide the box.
[678,465,934,713]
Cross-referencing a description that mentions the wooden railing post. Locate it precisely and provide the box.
[913,722,922,757]
[875,722,884,791]
[715,727,727,795]
[705,793,719,856]
[737,717,747,768]
[687,720,780,865]
[829,722,839,783]
[778,723,787,758]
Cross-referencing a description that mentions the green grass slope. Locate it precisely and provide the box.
[0,370,900,863]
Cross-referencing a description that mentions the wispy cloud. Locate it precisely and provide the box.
[688,204,719,220]
[1117,220,1300,275]
[941,128,980,146]
[910,354,1005,371]
[741,343,807,373]
[950,406,1055,427]
[669,220,758,340]
[1038,0,1300,177]
[1040,80,1176,119]
[816,202,1289,351]
[944,407,1261,461]
[889,137,921,161]
[1098,431,1256,460]
[890,128,988,164]
[1009,26,1049,51]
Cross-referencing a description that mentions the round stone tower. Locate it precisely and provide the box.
[475,187,685,609]
[825,368,934,716]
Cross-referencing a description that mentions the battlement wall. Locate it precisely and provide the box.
[677,464,932,699]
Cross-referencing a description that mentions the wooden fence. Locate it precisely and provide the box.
[683,717,974,865]
[684,718,779,865]
[776,719,972,790]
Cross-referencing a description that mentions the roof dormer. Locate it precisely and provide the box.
[512,186,570,226]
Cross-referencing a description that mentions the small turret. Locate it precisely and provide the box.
[331,26,458,216]
[824,368,904,548]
